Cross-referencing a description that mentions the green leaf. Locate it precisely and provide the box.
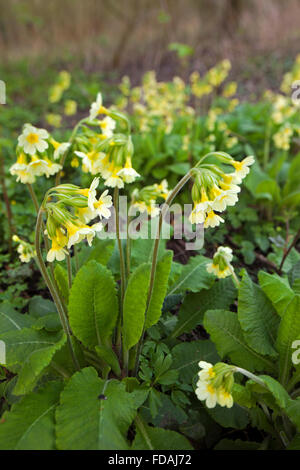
[56,367,139,450]
[259,375,290,409]
[85,238,115,266]
[145,251,172,330]
[171,277,236,338]
[238,271,279,357]
[68,260,118,348]
[0,301,34,333]
[32,313,61,332]
[28,296,56,318]
[204,310,276,373]
[172,340,219,383]
[207,403,249,429]
[123,263,151,351]
[258,271,294,317]
[95,345,121,376]
[0,381,63,450]
[54,264,69,303]
[77,238,115,268]
[168,162,190,175]
[0,328,66,395]
[276,295,300,385]
[132,420,193,450]
[215,439,260,450]
[167,255,214,295]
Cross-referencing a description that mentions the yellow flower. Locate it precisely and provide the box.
[47,229,68,262]
[64,100,77,116]
[206,246,233,278]
[64,220,103,249]
[204,210,224,228]
[18,124,49,155]
[117,157,140,184]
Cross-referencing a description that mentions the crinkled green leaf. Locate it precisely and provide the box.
[238,271,279,357]
[168,255,214,295]
[204,310,276,373]
[54,264,69,303]
[145,251,172,330]
[123,263,151,351]
[172,340,219,383]
[0,328,66,395]
[171,277,236,338]
[56,367,139,450]
[132,420,193,450]
[258,271,294,317]
[68,260,118,348]
[276,295,300,385]
[0,381,63,450]
[0,301,34,334]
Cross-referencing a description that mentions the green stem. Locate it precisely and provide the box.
[263,120,271,170]
[228,263,240,288]
[27,184,57,284]
[74,244,79,272]
[126,215,132,279]
[67,254,72,289]
[233,366,267,388]
[55,118,86,186]
[114,187,126,359]
[114,187,126,303]
[133,171,192,376]
[35,208,80,370]
[134,415,154,450]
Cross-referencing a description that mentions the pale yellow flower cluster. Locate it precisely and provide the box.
[10,125,65,184]
[195,361,234,409]
[189,156,255,229]
[119,72,191,134]
[12,235,36,263]
[190,60,231,99]
[74,93,140,188]
[273,125,293,150]
[44,178,112,262]
[206,246,233,278]
[131,179,170,218]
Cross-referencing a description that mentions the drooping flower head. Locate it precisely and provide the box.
[12,235,36,263]
[206,246,233,278]
[195,361,235,409]
[189,153,254,229]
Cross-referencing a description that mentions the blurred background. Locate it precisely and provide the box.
[1,0,300,95]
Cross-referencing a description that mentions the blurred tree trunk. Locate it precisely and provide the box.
[220,0,244,36]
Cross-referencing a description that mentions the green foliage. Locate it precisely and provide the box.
[56,367,139,450]
[123,263,151,351]
[68,260,118,348]
[0,381,63,450]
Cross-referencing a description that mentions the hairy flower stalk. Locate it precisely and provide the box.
[35,207,80,370]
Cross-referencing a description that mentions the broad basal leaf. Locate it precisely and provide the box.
[56,367,139,450]
[276,295,300,385]
[28,296,57,318]
[132,420,193,450]
[238,271,279,357]
[0,381,63,450]
[0,328,66,395]
[204,310,276,373]
[172,340,219,383]
[68,260,118,348]
[171,277,236,338]
[54,264,69,303]
[167,255,214,295]
[123,263,151,351]
[258,271,294,317]
[145,251,172,330]
[0,301,34,334]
